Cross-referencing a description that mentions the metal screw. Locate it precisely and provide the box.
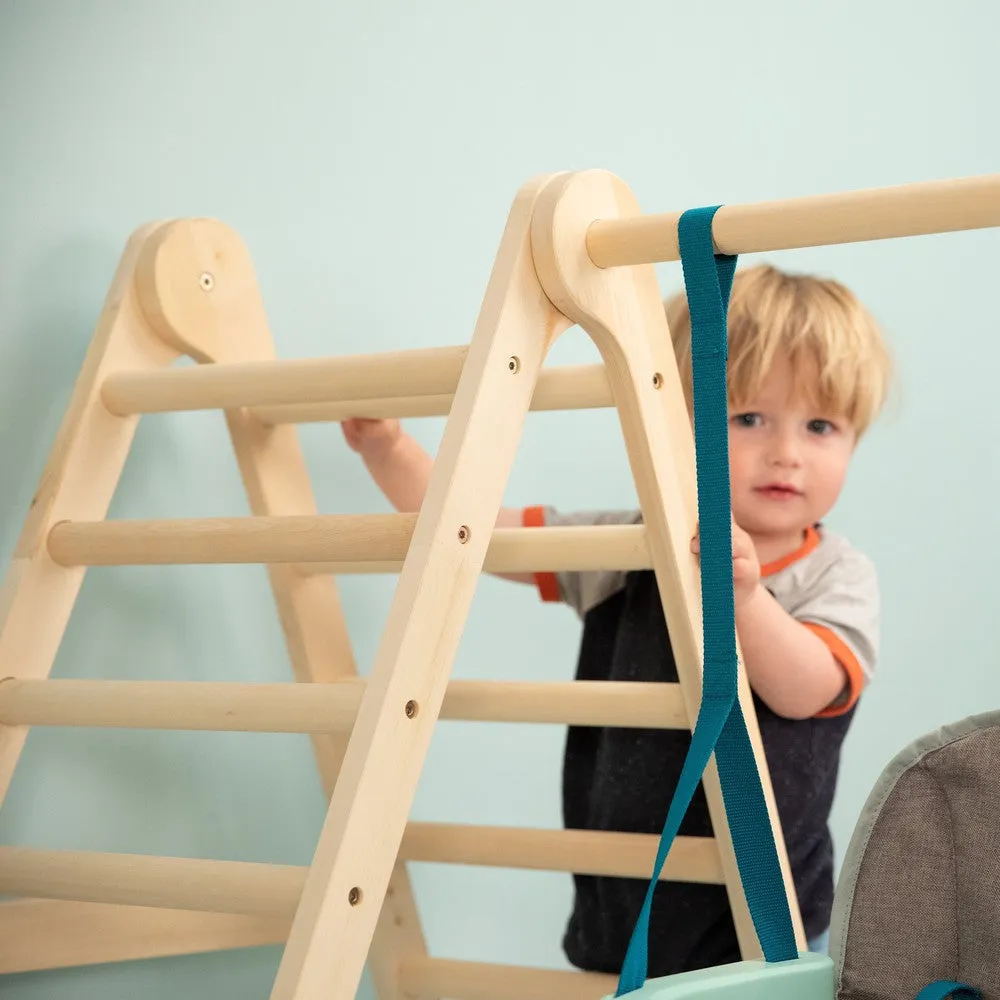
[508,356,521,374]
[348,886,362,906]
[199,272,215,292]
[457,525,470,543]
[652,372,663,389]
[405,700,419,719]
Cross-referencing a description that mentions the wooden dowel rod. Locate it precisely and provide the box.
[398,957,617,1000]
[0,899,290,975]
[0,678,688,731]
[587,172,1000,267]
[47,513,417,567]
[252,363,614,424]
[100,344,469,416]
[0,679,363,732]
[0,847,303,918]
[300,523,651,576]
[46,515,652,572]
[0,826,716,915]
[400,823,722,884]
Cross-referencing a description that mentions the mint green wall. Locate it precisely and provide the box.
[1,2,998,997]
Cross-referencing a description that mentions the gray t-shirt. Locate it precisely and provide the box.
[525,506,880,716]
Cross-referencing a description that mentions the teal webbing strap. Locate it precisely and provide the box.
[615,206,798,996]
[917,983,981,1000]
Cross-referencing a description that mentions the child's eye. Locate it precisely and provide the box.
[731,413,761,428]
[808,419,835,435]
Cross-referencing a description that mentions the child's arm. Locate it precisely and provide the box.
[734,585,848,720]
[342,418,532,582]
[693,521,854,720]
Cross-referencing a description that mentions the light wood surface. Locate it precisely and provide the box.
[46,515,651,571]
[253,361,613,424]
[0,677,688,731]
[0,223,178,805]
[0,828,720,914]
[133,217,433,998]
[266,175,575,1000]
[0,899,289,975]
[101,345,469,415]
[587,172,1000,266]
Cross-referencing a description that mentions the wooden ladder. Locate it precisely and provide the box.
[0,170,804,999]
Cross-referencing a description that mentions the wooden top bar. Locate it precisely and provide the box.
[586,173,1000,267]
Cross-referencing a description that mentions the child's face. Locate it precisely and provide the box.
[727,355,856,549]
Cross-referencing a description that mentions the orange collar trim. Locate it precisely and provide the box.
[760,524,821,577]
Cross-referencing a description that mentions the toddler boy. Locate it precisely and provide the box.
[342,263,893,975]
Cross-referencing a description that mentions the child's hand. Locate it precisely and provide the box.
[729,520,761,606]
[690,516,761,608]
[341,418,402,462]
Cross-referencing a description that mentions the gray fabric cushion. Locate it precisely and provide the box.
[830,710,1000,999]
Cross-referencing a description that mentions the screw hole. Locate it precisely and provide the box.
[199,272,215,292]
[457,525,470,544]
[405,700,419,719]
[652,372,663,389]
[507,356,521,374]
[348,886,362,906]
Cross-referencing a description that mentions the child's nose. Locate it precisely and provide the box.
[767,434,802,466]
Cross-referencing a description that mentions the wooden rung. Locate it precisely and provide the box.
[398,957,617,1000]
[400,823,723,884]
[0,899,290,975]
[251,363,614,424]
[300,523,650,575]
[100,345,469,415]
[587,172,1000,267]
[0,678,688,732]
[0,830,718,913]
[45,515,652,571]
[0,679,364,732]
[0,847,303,918]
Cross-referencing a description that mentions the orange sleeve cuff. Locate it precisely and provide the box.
[805,622,866,718]
[522,505,561,603]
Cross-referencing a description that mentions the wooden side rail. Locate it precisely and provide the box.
[253,362,613,425]
[0,831,721,913]
[45,516,651,571]
[587,171,1000,267]
[0,678,689,731]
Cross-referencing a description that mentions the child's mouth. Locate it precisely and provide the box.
[755,485,802,501]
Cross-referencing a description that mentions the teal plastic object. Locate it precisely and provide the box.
[602,953,834,1000]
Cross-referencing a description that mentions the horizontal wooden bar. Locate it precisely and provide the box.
[100,344,469,415]
[587,172,1000,267]
[0,678,688,731]
[46,515,652,572]
[399,957,617,1000]
[46,513,415,566]
[0,899,288,975]
[0,847,303,918]
[0,679,362,732]
[401,823,722,884]
[300,523,650,575]
[253,363,614,424]
[0,828,717,912]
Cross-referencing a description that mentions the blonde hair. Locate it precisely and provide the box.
[666,264,892,438]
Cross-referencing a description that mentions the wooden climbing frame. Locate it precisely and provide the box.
[0,170,997,999]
